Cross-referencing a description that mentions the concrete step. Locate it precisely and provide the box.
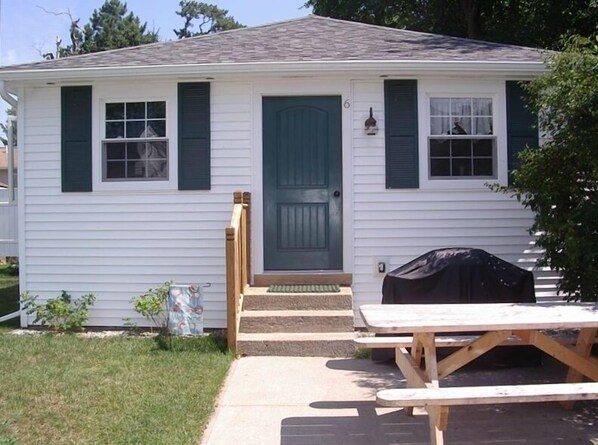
[253,273,352,286]
[243,287,353,311]
[237,332,356,357]
[239,309,354,333]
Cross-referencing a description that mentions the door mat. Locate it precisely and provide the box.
[267,284,341,293]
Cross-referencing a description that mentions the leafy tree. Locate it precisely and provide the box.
[305,0,598,49]
[46,0,159,57]
[174,0,244,38]
[79,0,159,53]
[0,106,16,147]
[481,1,598,49]
[494,36,598,302]
[307,0,474,37]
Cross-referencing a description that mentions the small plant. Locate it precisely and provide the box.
[21,291,96,332]
[122,317,141,333]
[130,281,172,333]
[353,348,372,360]
[4,257,18,276]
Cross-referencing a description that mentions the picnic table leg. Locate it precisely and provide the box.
[403,336,423,417]
[419,332,449,445]
[562,327,597,409]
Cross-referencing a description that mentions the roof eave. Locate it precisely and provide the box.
[0,60,548,84]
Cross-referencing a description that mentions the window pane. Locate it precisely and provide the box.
[431,117,450,135]
[106,103,124,120]
[473,117,493,135]
[430,158,450,177]
[473,98,492,116]
[126,121,146,138]
[452,158,472,176]
[126,102,145,119]
[148,141,168,158]
[127,160,146,178]
[126,142,144,160]
[430,139,450,157]
[106,122,124,139]
[147,120,166,137]
[451,139,471,157]
[451,98,471,116]
[147,160,168,178]
[473,158,493,176]
[430,98,450,115]
[106,143,126,160]
[106,161,125,178]
[147,101,166,119]
[473,139,493,157]
[451,119,470,135]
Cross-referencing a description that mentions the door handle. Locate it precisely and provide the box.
[333,190,341,197]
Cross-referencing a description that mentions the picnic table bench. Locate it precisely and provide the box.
[359,303,598,445]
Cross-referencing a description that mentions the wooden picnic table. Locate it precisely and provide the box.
[359,302,598,445]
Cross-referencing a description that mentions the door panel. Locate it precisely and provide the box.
[263,96,342,270]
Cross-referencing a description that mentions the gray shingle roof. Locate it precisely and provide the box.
[0,15,544,72]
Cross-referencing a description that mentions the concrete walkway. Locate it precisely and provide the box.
[201,356,598,445]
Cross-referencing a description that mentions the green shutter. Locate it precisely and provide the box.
[385,80,419,189]
[506,81,538,184]
[178,82,210,190]
[61,86,92,192]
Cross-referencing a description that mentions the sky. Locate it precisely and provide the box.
[0,0,312,66]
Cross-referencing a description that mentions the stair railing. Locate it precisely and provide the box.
[225,191,251,353]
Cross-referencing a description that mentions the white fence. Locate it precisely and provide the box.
[0,189,18,257]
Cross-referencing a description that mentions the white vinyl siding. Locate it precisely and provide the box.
[19,75,557,329]
[20,81,251,328]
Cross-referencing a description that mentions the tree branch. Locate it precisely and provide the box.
[35,5,70,17]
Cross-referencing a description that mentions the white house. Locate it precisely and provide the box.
[0,15,554,329]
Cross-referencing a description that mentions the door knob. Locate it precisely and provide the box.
[333,190,341,197]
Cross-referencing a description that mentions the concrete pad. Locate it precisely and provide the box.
[201,356,598,445]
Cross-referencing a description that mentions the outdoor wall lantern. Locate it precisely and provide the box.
[364,107,379,135]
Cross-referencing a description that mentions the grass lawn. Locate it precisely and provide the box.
[0,262,19,328]
[0,334,233,445]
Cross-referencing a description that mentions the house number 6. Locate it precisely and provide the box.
[343,100,351,108]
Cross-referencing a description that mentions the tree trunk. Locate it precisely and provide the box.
[460,0,481,39]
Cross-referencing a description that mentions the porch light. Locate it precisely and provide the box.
[364,107,378,135]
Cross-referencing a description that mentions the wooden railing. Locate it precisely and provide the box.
[225,191,251,353]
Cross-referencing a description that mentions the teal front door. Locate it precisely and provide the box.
[263,96,343,271]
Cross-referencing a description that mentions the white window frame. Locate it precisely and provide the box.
[427,96,497,180]
[102,100,169,182]
[92,82,178,192]
[417,79,508,189]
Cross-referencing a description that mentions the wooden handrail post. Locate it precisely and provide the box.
[233,190,243,204]
[240,209,248,289]
[225,226,238,353]
[243,192,251,285]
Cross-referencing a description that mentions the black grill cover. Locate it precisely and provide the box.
[382,248,536,305]
[374,248,538,365]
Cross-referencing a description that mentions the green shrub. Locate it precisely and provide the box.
[130,281,172,333]
[491,36,598,301]
[21,291,96,332]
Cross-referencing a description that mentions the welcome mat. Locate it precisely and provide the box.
[267,284,341,293]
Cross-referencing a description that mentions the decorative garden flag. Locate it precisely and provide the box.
[167,284,204,335]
